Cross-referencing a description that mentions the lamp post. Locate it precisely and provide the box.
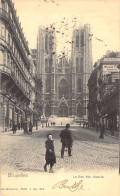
[41,101,48,128]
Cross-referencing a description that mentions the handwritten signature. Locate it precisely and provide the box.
[52,179,84,192]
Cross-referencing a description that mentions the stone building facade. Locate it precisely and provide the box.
[0,0,37,131]
[88,51,120,131]
[36,24,93,118]
[71,24,93,118]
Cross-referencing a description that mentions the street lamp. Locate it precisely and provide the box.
[41,100,48,128]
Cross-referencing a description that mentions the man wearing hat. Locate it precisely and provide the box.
[60,123,73,158]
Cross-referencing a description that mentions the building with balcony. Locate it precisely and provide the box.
[0,0,38,131]
[30,49,37,76]
[30,49,43,127]
[88,51,120,132]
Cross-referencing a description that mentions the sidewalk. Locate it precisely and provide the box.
[0,125,119,140]
[83,126,119,139]
[0,126,39,136]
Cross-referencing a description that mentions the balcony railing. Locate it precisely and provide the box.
[0,65,30,100]
[0,65,11,75]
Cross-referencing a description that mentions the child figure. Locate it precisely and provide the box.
[44,134,56,173]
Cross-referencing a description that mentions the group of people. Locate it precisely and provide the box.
[44,123,73,173]
[44,121,112,172]
[12,121,33,134]
[12,120,111,173]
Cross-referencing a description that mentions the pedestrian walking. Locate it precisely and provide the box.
[99,122,105,139]
[12,122,17,134]
[44,134,56,173]
[60,123,73,158]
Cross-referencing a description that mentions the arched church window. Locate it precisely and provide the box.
[58,79,69,99]
[58,60,62,68]
[49,57,52,72]
[80,58,83,72]
[76,58,79,72]
[45,34,48,53]
[76,35,79,49]
[49,35,52,51]
[77,78,82,93]
[65,59,69,67]
[46,78,51,93]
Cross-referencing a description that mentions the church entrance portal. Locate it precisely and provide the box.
[58,103,68,117]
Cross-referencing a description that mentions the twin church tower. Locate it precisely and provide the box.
[36,24,93,118]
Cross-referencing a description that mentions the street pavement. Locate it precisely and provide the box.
[0,125,119,174]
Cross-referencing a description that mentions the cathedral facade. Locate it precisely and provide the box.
[36,24,93,118]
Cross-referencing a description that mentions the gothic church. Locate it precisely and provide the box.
[36,24,93,118]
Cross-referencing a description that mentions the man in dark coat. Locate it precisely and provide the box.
[99,122,105,139]
[29,121,33,133]
[12,122,17,134]
[60,123,73,158]
[44,134,56,173]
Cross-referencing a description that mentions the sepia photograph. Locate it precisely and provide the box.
[0,0,120,195]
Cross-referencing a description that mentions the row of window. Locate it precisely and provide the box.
[1,1,28,57]
[45,78,82,95]
[44,103,84,117]
[45,58,53,73]
[45,34,54,53]
[76,57,83,72]
[76,33,84,49]
[0,22,34,87]
[0,22,28,71]
[1,1,35,101]
[0,50,32,96]
[45,57,83,73]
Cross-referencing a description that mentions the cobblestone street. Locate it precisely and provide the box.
[0,125,119,174]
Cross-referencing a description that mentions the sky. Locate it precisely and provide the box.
[12,0,120,64]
